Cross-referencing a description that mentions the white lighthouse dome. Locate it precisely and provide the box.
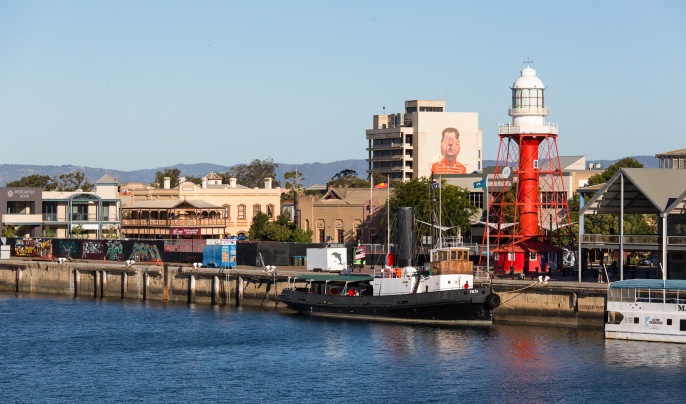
[512,66,544,89]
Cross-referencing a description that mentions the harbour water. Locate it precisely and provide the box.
[1,293,685,403]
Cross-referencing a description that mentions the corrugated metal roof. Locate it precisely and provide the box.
[319,187,390,205]
[655,148,686,157]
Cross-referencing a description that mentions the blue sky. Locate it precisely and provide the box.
[1,0,684,171]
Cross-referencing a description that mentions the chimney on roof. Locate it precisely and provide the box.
[230,178,237,188]
[202,177,207,189]
[264,177,272,189]
[163,177,171,189]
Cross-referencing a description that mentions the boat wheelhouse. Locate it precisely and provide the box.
[605,279,686,343]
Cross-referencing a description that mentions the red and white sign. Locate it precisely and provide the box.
[170,227,201,236]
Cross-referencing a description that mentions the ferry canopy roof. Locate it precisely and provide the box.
[610,279,686,291]
[291,274,374,283]
[579,168,686,215]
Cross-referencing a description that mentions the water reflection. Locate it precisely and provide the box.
[604,339,686,368]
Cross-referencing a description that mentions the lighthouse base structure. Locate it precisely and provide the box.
[492,238,563,279]
[482,132,571,277]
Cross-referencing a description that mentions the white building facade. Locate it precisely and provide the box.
[366,100,483,182]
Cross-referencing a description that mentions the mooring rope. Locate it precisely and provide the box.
[500,282,540,308]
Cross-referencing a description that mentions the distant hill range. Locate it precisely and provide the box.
[0,156,659,188]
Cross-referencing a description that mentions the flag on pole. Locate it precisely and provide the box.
[473,179,486,189]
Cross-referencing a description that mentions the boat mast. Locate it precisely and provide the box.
[439,174,443,248]
[387,175,390,256]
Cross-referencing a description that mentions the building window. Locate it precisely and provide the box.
[42,202,57,221]
[238,205,246,220]
[319,229,325,243]
[267,204,275,219]
[253,204,261,217]
[337,229,344,244]
[223,204,231,220]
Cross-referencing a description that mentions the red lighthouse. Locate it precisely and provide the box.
[484,64,570,277]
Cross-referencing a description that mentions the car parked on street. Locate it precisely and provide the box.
[639,256,657,267]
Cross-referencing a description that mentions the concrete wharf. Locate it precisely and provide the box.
[0,258,607,327]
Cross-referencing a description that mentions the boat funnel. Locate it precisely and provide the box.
[396,207,415,267]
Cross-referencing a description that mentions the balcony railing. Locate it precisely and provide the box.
[581,234,686,246]
[122,218,226,226]
[42,214,121,222]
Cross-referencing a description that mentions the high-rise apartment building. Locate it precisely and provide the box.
[366,100,482,182]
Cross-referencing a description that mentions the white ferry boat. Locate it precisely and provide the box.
[605,279,686,343]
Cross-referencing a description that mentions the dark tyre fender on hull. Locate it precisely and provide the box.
[486,293,501,309]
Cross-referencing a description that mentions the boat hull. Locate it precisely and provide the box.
[604,280,686,344]
[279,287,497,326]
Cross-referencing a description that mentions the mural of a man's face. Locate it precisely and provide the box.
[442,131,460,161]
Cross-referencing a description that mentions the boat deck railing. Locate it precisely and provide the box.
[608,287,686,304]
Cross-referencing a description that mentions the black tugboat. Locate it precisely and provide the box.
[278,242,500,326]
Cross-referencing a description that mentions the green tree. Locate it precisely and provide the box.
[2,225,17,238]
[183,175,203,185]
[587,157,643,186]
[224,158,280,189]
[6,174,57,190]
[151,168,182,189]
[328,169,369,188]
[57,171,93,192]
[102,225,119,240]
[290,227,313,242]
[283,170,305,189]
[263,223,293,242]
[387,178,478,243]
[248,212,314,242]
[248,212,270,240]
[42,226,56,238]
[71,224,87,239]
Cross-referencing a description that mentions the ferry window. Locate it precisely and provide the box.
[451,251,457,260]
[667,319,672,326]
[681,320,686,332]
[634,317,639,324]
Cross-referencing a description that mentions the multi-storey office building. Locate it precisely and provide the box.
[366,100,483,182]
